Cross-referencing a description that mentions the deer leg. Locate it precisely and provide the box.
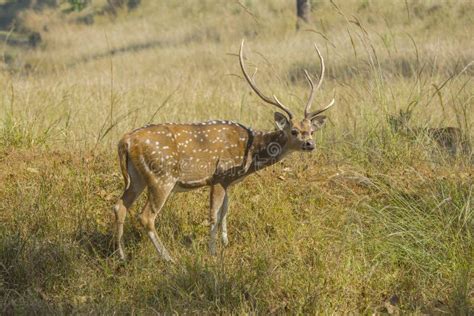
[219,193,229,246]
[139,185,174,262]
[209,184,226,255]
[113,166,145,260]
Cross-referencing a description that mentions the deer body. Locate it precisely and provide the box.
[113,40,335,262]
[388,109,471,157]
[425,127,469,156]
[119,121,292,191]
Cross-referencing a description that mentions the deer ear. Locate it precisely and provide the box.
[274,112,289,130]
[311,115,327,130]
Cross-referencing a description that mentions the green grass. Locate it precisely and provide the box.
[0,0,473,313]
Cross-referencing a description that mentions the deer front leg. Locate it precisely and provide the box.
[219,194,229,246]
[209,184,227,255]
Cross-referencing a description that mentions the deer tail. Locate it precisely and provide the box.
[118,138,131,191]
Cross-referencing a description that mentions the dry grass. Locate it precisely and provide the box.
[0,0,473,313]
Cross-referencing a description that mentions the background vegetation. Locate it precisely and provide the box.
[0,0,472,313]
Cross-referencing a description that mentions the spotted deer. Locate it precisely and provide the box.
[113,40,335,262]
[388,108,471,157]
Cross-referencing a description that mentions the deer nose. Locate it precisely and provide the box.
[302,140,315,151]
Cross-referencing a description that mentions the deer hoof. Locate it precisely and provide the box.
[222,235,229,247]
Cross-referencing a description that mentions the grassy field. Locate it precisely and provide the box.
[0,0,473,313]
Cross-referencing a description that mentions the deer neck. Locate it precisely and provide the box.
[248,130,291,172]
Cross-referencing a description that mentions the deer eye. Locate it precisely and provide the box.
[291,129,298,136]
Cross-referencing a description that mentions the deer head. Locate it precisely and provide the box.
[388,108,413,134]
[239,39,335,152]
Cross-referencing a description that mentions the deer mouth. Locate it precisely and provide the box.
[302,145,315,152]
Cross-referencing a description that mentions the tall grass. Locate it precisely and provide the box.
[0,0,473,313]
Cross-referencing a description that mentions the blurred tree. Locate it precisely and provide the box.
[296,0,311,29]
[106,0,124,15]
[68,0,89,12]
[127,0,141,10]
[106,0,141,15]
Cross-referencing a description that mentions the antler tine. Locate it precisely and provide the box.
[306,98,335,118]
[303,69,315,116]
[273,95,288,109]
[239,39,293,119]
[304,43,328,118]
[312,44,325,91]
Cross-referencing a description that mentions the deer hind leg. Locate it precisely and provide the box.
[139,183,175,262]
[209,184,227,255]
[114,161,145,260]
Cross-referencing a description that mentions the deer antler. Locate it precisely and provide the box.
[239,39,294,119]
[304,44,335,119]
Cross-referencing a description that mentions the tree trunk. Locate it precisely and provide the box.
[106,0,140,15]
[296,0,311,29]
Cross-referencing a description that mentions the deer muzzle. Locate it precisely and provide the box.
[302,140,315,151]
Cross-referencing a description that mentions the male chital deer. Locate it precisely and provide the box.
[388,108,471,157]
[113,40,335,262]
